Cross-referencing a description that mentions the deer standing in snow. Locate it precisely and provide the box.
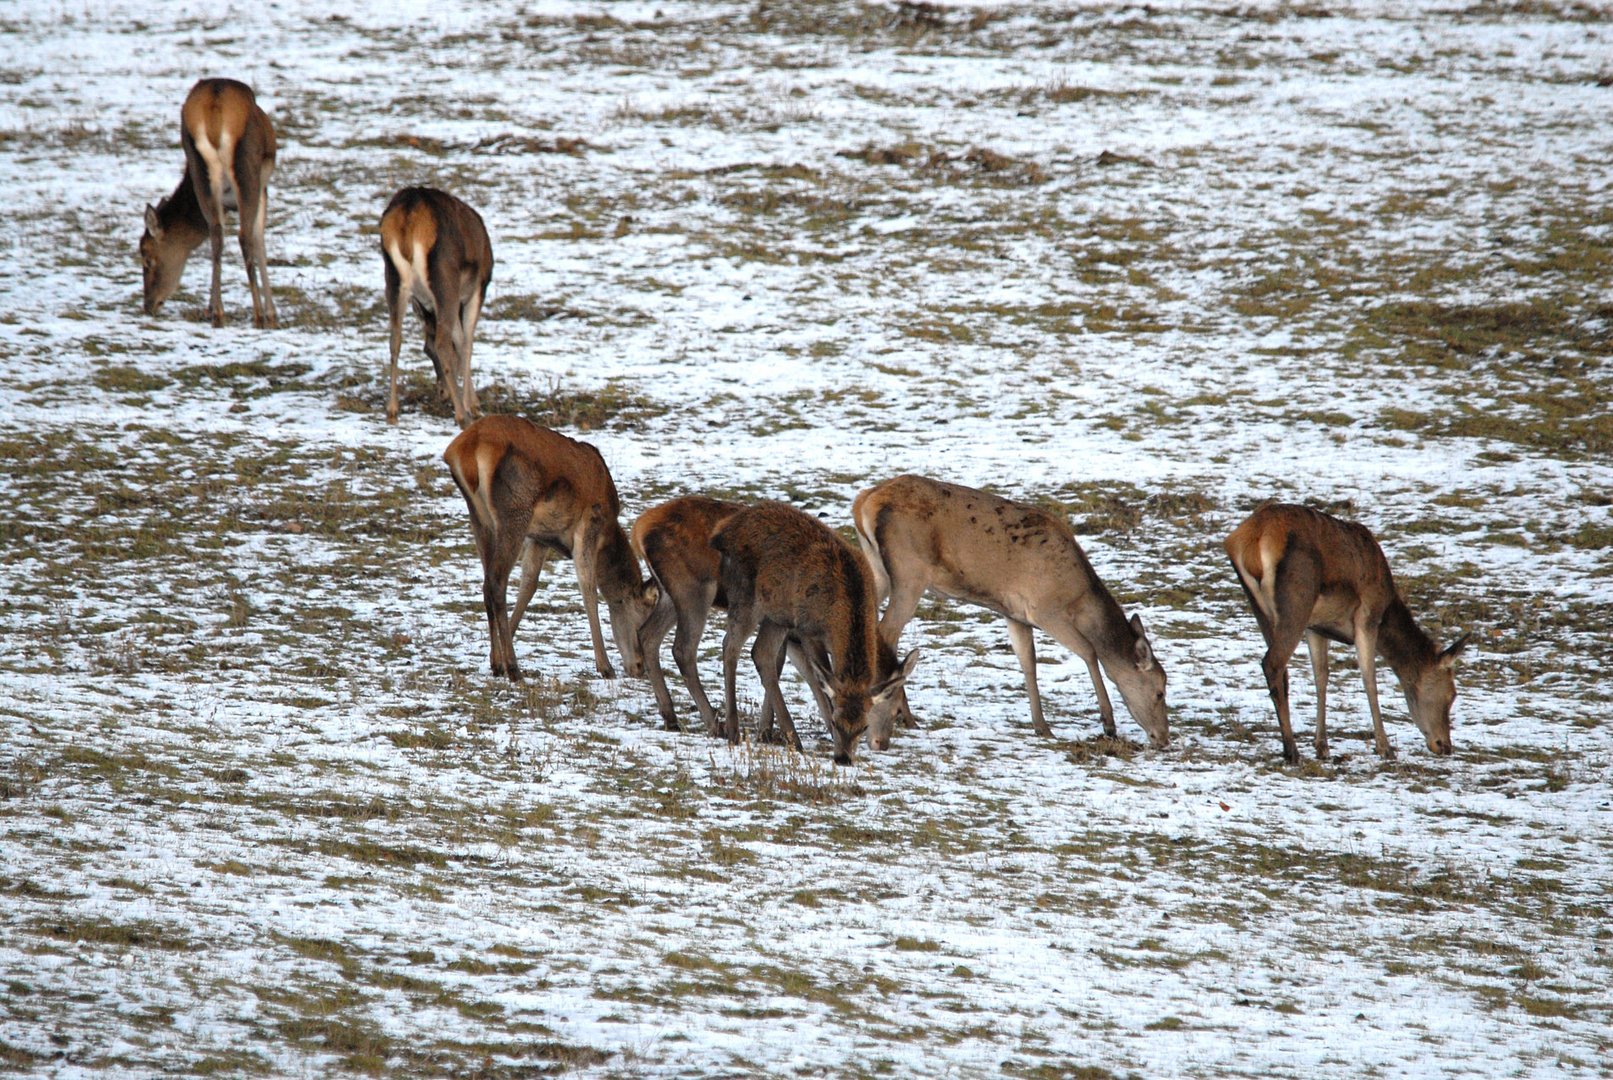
[852,474,1168,749]
[380,186,493,428]
[710,502,918,764]
[1224,503,1469,763]
[140,78,278,327]
[632,496,915,741]
[442,416,656,682]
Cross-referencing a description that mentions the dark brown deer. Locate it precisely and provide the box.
[852,474,1168,748]
[380,187,494,428]
[631,496,916,741]
[1225,503,1469,763]
[442,416,656,682]
[140,78,277,328]
[711,502,918,765]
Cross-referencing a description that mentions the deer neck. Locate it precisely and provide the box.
[160,170,210,249]
[593,521,643,602]
[837,547,881,687]
[1061,560,1135,666]
[1377,596,1437,678]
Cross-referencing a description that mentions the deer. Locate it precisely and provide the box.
[380,186,494,428]
[140,78,278,328]
[851,474,1168,749]
[442,415,657,683]
[710,502,919,765]
[1224,503,1470,764]
[631,496,916,741]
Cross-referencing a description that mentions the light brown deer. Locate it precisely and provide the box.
[852,474,1168,749]
[442,415,656,682]
[380,187,493,428]
[1224,503,1469,764]
[711,502,919,765]
[140,78,277,328]
[631,496,916,740]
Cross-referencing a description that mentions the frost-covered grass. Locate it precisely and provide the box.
[2,1,1611,1076]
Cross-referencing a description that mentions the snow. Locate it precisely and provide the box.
[1,0,1611,1076]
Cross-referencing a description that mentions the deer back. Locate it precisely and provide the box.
[631,496,744,604]
[180,78,276,174]
[712,502,881,690]
[860,475,1131,640]
[380,187,492,299]
[1224,504,1399,634]
[442,416,617,545]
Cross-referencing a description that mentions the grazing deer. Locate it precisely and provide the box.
[380,186,494,428]
[141,78,278,328]
[1224,503,1470,763]
[442,415,656,682]
[852,475,1168,748]
[631,496,916,740]
[711,503,919,765]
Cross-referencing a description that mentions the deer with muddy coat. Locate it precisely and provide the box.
[140,78,278,327]
[710,502,918,765]
[632,496,916,741]
[1224,503,1469,763]
[442,416,656,682]
[380,186,493,428]
[852,474,1168,748]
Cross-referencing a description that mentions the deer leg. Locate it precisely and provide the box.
[416,300,448,389]
[456,286,484,421]
[206,183,227,327]
[1355,622,1394,759]
[385,262,404,424]
[573,533,615,681]
[1083,653,1119,740]
[1258,551,1322,765]
[878,573,926,651]
[756,637,779,744]
[251,181,276,328]
[785,636,836,731]
[637,582,681,729]
[482,521,526,681]
[230,164,266,329]
[1305,630,1331,760]
[720,602,760,743]
[429,260,471,427]
[672,593,721,736]
[509,540,548,644]
[753,622,801,751]
[1006,618,1053,738]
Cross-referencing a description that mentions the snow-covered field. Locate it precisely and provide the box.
[2,1,1610,1075]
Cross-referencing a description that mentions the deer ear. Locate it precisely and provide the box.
[144,204,162,237]
[1129,614,1156,670]
[872,650,920,703]
[1438,632,1471,668]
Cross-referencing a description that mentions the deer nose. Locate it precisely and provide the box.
[833,751,855,767]
[868,734,890,752]
[1432,738,1452,756]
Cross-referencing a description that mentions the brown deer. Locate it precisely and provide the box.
[852,475,1168,748]
[380,187,494,428]
[711,502,919,764]
[1224,503,1469,764]
[140,78,278,328]
[631,496,916,740]
[442,415,656,682]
